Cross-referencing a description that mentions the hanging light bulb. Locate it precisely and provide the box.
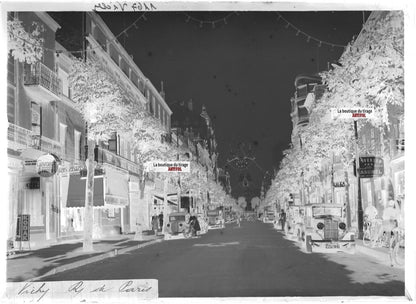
[186,16,190,23]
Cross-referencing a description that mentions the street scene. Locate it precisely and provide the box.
[5,3,408,301]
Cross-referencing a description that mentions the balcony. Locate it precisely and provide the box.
[24,62,62,102]
[8,123,62,159]
[96,147,141,176]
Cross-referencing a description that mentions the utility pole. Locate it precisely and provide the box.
[354,120,364,239]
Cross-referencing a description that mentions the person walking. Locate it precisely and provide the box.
[158,213,163,233]
[279,209,286,231]
[152,215,159,236]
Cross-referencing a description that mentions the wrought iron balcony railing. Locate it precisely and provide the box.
[8,123,62,157]
[24,62,62,98]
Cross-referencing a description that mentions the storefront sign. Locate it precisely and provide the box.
[358,156,384,178]
[331,108,375,120]
[333,181,347,187]
[80,168,104,178]
[36,154,59,177]
[16,214,30,242]
[144,161,190,173]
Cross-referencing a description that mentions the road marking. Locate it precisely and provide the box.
[193,241,240,248]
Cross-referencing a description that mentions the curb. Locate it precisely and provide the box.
[355,244,404,269]
[28,238,163,282]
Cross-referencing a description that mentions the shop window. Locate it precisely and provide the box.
[107,208,115,218]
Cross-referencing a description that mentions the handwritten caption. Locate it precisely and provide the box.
[7,279,158,302]
[94,2,157,11]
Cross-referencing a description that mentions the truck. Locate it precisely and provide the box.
[299,204,355,253]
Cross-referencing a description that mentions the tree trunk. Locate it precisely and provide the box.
[344,170,352,229]
[83,139,95,252]
[162,177,169,235]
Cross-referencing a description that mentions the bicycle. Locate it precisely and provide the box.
[389,227,404,267]
[363,218,383,247]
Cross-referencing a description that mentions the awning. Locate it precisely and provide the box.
[153,194,177,206]
[66,174,104,208]
[105,166,129,206]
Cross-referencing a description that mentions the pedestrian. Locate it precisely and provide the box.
[279,209,286,231]
[158,213,163,232]
[152,215,159,236]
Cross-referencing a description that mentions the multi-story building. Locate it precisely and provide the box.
[7,12,85,248]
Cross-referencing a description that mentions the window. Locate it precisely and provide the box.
[7,84,16,123]
[58,68,70,98]
[74,130,81,161]
[31,102,42,136]
[108,132,117,153]
[59,123,67,155]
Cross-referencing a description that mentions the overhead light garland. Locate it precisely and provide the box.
[7,12,147,56]
[181,12,237,29]
[275,12,347,49]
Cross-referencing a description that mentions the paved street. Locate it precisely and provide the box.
[39,221,404,297]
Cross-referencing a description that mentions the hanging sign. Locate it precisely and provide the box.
[16,214,30,242]
[144,161,190,173]
[358,156,384,178]
[36,154,59,177]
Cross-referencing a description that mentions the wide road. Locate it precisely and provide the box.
[41,220,404,297]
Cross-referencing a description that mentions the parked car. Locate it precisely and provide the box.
[165,212,188,236]
[263,206,275,223]
[299,204,355,253]
[206,208,225,230]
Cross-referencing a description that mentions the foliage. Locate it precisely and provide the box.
[69,59,133,141]
[265,11,404,207]
[8,18,44,64]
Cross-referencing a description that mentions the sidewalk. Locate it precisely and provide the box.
[7,232,163,282]
[355,239,404,269]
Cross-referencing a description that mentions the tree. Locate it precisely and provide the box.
[69,58,133,251]
[8,17,44,63]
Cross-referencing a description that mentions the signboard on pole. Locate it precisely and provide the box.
[144,161,190,173]
[358,156,384,178]
[331,108,375,120]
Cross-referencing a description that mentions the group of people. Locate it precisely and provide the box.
[364,199,403,246]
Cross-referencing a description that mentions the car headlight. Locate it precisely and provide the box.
[317,222,324,230]
[339,222,346,230]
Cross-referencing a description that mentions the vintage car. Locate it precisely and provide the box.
[299,204,355,253]
[283,205,305,238]
[206,209,225,230]
[165,212,189,237]
[263,206,275,223]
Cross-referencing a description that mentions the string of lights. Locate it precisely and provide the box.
[7,12,147,56]
[181,12,237,28]
[275,12,347,49]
